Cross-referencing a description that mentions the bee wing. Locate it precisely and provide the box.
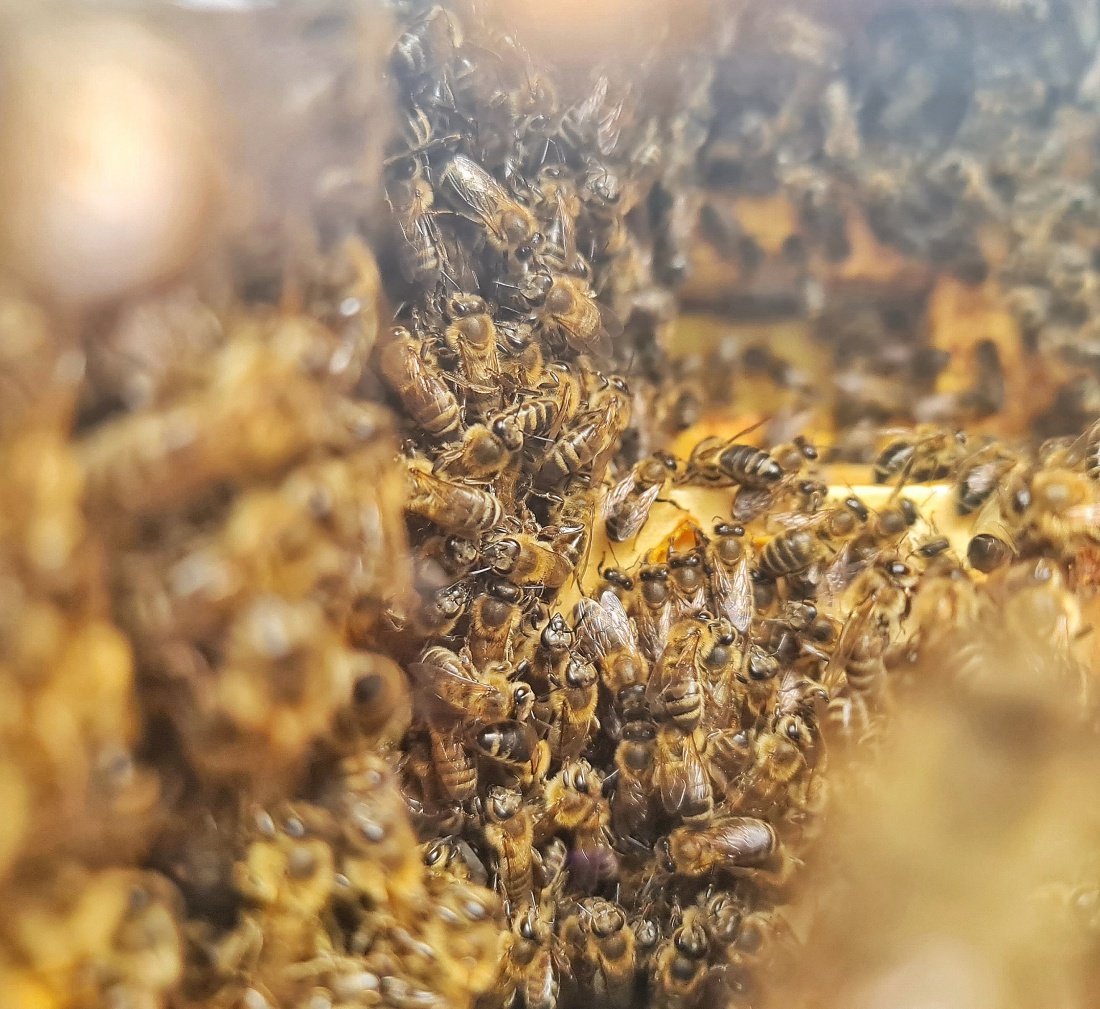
[574,590,634,658]
[441,154,509,226]
[601,471,637,521]
[659,730,709,817]
[711,554,754,636]
[646,626,699,706]
[407,660,500,725]
[763,509,818,535]
[604,479,662,543]
[635,597,672,666]
[819,541,864,609]
[820,597,875,692]
[732,486,776,523]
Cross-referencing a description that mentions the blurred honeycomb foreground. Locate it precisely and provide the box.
[1,3,1100,1009]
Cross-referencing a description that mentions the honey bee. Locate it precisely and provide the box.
[385,157,450,290]
[1086,419,1100,480]
[483,786,536,910]
[500,898,568,1009]
[771,435,819,474]
[597,565,635,601]
[469,581,530,666]
[648,621,704,732]
[539,758,609,852]
[434,416,524,481]
[704,726,755,797]
[666,816,782,882]
[610,712,657,854]
[730,714,820,818]
[651,907,712,1009]
[546,654,600,764]
[668,541,709,621]
[428,726,479,805]
[683,437,783,489]
[439,153,541,254]
[1024,467,1100,548]
[474,720,545,779]
[574,589,650,697]
[652,725,713,827]
[406,461,504,534]
[535,274,620,359]
[379,328,462,440]
[630,561,673,665]
[443,294,503,415]
[485,533,572,589]
[955,444,1030,516]
[560,898,636,1008]
[408,644,529,726]
[757,528,821,581]
[533,415,609,491]
[873,426,968,484]
[705,523,754,636]
[603,453,677,543]
[411,580,469,637]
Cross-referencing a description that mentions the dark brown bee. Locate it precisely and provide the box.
[379,328,462,440]
[610,710,657,853]
[439,153,541,254]
[406,462,504,534]
[603,453,677,543]
[684,437,783,489]
[757,528,819,581]
[597,565,635,601]
[968,533,1013,573]
[873,426,968,484]
[474,720,541,771]
[485,533,572,589]
[955,446,1026,516]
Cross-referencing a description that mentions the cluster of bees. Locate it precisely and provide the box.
[2,2,1100,1009]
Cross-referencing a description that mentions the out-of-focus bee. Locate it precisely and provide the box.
[955,444,1030,517]
[379,328,462,440]
[500,897,568,1009]
[651,906,712,1009]
[648,621,704,732]
[652,725,713,827]
[483,786,536,910]
[422,836,488,887]
[443,293,503,414]
[327,651,411,753]
[545,654,599,764]
[968,532,1014,573]
[560,898,636,1008]
[406,461,504,534]
[485,533,572,589]
[1086,419,1100,480]
[771,435,819,475]
[1024,467,1100,548]
[603,453,678,542]
[469,581,528,665]
[439,153,541,254]
[683,437,783,489]
[434,416,524,480]
[873,426,968,484]
[574,590,650,697]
